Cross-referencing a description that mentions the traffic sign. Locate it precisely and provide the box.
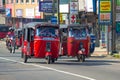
[51,16,57,24]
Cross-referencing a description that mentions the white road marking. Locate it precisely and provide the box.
[0,57,96,80]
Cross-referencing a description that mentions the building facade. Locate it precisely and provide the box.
[5,0,44,28]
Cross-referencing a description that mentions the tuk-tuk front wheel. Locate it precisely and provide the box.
[77,54,85,62]
[24,55,28,63]
[46,56,51,64]
[10,48,12,53]
[51,58,55,63]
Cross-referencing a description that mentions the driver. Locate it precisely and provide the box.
[6,28,15,46]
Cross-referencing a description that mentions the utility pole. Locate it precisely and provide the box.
[57,0,60,24]
[111,0,116,54]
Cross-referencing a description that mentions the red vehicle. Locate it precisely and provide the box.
[0,25,9,39]
[21,22,60,64]
[15,28,22,49]
[60,24,90,62]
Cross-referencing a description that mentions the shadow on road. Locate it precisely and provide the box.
[25,58,120,67]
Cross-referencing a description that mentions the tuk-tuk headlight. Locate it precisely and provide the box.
[10,37,13,40]
[46,42,51,52]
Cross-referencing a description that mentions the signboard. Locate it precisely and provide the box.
[117,0,120,6]
[25,8,34,18]
[116,0,120,21]
[70,2,78,14]
[60,13,63,24]
[70,14,76,24]
[98,0,112,24]
[39,1,55,13]
[35,6,41,18]
[51,16,57,24]
[100,1,111,12]
[60,4,69,13]
[6,8,11,17]
[116,22,120,34]
[85,0,93,12]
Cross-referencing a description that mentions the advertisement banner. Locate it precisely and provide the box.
[98,0,112,24]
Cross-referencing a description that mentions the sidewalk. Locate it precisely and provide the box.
[91,47,108,56]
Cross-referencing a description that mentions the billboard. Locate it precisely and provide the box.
[39,1,54,13]
[98,0,112,24]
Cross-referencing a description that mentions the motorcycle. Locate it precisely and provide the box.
[7,36,15,53]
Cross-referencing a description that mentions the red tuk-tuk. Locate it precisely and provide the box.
[60,24,90,62]
[21,22,60,64]
[15,28,22,49]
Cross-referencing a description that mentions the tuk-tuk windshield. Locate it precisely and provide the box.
[69,28,87,38]
[36,27,59,37]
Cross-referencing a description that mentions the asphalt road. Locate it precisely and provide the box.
[0,41,120,80]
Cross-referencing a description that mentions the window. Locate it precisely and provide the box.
[16,0,18,3]
[11,0,13,3]
[37,0,40,2]
[6,0,8,4]
[26,0,29,3]
[32,0,35,3]
[21,0,24,3]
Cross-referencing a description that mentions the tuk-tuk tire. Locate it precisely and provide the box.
[24,55,28,63]
[77,54,85,62]
[21,52,24,58]
[51,58,55,63]
[80,54,85,62]
[10,48,12,53]
[46,56,51,64]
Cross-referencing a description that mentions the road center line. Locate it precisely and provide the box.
[0,57,96,80]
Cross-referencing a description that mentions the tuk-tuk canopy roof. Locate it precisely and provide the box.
[24,22,59,29]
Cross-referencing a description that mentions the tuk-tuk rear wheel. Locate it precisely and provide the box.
[46,56,51,64]
[24,55,28,63]
[51,58,55,63]
[77,54,85,62]
[10,49,12,53]
[21,52,24,58]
